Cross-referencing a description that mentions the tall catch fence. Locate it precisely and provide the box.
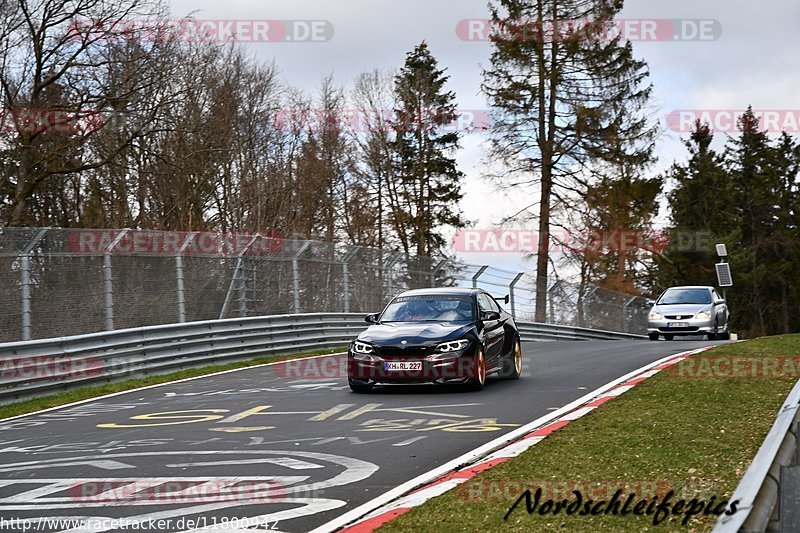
[0,228,651,342]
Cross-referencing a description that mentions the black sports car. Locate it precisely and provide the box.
[347,288,523,392]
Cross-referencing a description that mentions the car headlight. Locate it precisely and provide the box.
[695,310,712,319]
[352,341,374,354]
[435,339,470,353]
[648,311,663,320]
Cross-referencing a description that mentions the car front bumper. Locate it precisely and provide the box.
[647,316,716,336]
[347,348,478,384]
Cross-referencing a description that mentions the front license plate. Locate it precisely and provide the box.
[667,322,689,328]
[385,361,422,371]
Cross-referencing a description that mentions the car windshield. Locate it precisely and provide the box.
[657,288,712,305]
[380,295,475,323]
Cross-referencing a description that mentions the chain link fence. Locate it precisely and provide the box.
[0,228,651,342]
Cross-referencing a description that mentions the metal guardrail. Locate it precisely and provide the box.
[0,314,646,405]
[517,322,646,342]
[714,378,800,532]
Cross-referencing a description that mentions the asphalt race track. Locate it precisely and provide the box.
[0,339,727,532]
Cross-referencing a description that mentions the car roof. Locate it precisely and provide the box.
[396,287,480,297]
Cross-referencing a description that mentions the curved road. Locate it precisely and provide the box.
[0,339,725,532]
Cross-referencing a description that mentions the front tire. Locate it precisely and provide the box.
[499,338,522,379]
[664,334,674,341]
[648,333,659,341]
[466,348,486,391]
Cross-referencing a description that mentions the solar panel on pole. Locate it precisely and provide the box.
[716,263,733,287]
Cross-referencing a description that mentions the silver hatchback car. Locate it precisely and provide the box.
[647,286,730,341]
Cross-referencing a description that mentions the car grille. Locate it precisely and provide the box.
[659,326,700,332]
[664,315,694,320]
[377,346,433,359]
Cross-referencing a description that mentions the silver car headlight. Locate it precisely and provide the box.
[352,341,374,354]
[648,311,663,320]
[695,310,712,319]
[435,339,470,353]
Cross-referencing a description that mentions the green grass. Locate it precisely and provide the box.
[0,348,346,421]
[380,335,800,533]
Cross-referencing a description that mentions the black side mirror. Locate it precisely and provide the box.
[503,294,510,305]
[646,299,656,306]
[481,310,501,321]
[365,313,379,324]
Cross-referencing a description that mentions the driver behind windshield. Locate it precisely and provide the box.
[397,300,435,321]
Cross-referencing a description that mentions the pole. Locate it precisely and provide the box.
[19,229,48,341]
[509,272,525,320]
[103,229,130,331]
[342,248,359,313]
[472,265,489,289]
[292,241,311,314]
[175,232,199,323]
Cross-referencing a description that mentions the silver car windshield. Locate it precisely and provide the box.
[381,296,475,322]
[657,289,712,305]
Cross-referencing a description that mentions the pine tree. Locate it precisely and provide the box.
[389,42,466,257]
[725,107,794,335]
[483,0,657,321]
[658,120,738,288]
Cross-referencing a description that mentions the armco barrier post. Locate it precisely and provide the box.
[19,228,48,341]
[103,229,129,331]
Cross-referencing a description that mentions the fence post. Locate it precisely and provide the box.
[342,248,359,313]
[103,229,130,331]
[238,235,260,318]
[622,295,637,333]
[472,265,489,289]
[385,252,403,300]
[175,232,199,323]
[582,286,598,328]
[19,228,48,341]
[509,272,525,320]
[292,241,311,314]
[220,233,261,319]
[430,258,448,287]
[548,279,562,324]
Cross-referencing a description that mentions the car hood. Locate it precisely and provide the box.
[359,322,474,346]
[653,304,711,316]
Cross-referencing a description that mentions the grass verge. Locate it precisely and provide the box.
[0,348,346,421]
[380,335,800,532]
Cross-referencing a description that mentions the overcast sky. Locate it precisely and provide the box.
[167,0,800,273]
